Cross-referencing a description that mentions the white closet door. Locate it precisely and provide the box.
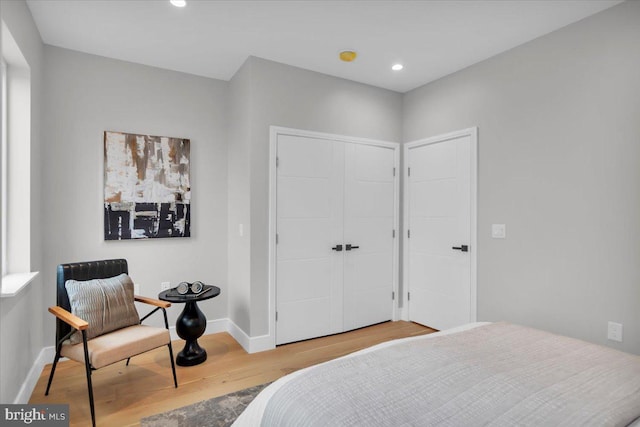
[343,143,395,330]
[407,133,473,331]
[276,135,344,345]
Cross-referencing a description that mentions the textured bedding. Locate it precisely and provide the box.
[233,322,640,427]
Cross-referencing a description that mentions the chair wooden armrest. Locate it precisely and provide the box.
[49,306,88,331]
[135,295,171,308]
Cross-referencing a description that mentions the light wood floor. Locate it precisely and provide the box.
[30,321,434,426]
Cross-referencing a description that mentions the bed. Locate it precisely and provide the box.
[233,322,640,426]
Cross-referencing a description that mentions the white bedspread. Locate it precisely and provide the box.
[233,322,640,427]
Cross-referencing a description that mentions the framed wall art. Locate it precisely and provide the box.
[104,131,191,240]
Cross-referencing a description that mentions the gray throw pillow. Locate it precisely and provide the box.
[65,273,140,344]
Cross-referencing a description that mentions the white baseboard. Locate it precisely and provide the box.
[247,333,274,353]
[225,319,251,352]
[15,317,273,404]
[14,347,55,404]
[225,318,274,354]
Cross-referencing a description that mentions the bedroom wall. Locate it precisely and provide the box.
[227,59,253,333]
[0,0,45,403]
[41,46,229,339]
[403,0,640,354]
[239,57,403,336]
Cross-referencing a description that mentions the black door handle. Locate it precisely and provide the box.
[332,245,343,252]
[345,244,360,251]
[452,245,469,252]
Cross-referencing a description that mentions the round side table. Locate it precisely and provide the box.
[159,284,221,366]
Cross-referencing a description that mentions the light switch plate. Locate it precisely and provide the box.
[492,224,506,239]
[607,321,623,342]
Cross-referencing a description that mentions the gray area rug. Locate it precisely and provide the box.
[141,383,270,427]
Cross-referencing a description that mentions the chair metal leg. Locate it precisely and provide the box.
[81,331,96,427]
[162,307,178,388]
[45,352,61,395]
[168,343,178,388]
[84,361,96,427]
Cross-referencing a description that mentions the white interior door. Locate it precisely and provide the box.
[406,129,476,331]
[274,128,399,346]
[343,143,395,330]
[276,134,344,345]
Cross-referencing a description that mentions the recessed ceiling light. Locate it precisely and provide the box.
[392,64,404,71]
[170,0,187,7]
[339,50,357,62]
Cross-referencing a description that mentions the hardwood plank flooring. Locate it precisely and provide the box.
[29,321,434,426]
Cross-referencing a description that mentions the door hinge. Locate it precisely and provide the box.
[276,157,279,167]
[276,311,278,321]
[393,167,396,177]
[392,291,395,300]
[407,229,411,238]
[408,292,411,301]
[408,167,411,177]
[276,233,279,244]
[392,229,396,238]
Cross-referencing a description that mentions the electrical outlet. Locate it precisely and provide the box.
[607,321,623,342]
[161,281,171,291]
[491,224,506,239]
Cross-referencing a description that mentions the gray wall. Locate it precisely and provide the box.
[227,59,252,333]
[403,0,640,354]
[41,47,229,336]
[230,57,403,335]
[0,0,45,403]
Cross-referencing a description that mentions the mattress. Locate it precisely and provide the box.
[233,322,640,426]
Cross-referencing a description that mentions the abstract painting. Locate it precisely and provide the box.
[104,131,191,240]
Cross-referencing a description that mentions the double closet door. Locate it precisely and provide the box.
[276,133,397,345]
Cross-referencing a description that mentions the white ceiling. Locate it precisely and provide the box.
[26,0,622,93]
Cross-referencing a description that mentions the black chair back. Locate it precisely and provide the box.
[56,259,129,344]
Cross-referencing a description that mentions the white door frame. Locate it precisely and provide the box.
[269,126,400,348]
[402,127,478,324]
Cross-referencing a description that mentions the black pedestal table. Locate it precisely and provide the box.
[159,285,221,366]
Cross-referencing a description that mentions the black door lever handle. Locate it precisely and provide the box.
[452,245,469,252]
[345,244,360,251]
[332,245,343,252]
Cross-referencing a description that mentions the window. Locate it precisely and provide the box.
[1,59,7,277]
[0,22,38,296]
